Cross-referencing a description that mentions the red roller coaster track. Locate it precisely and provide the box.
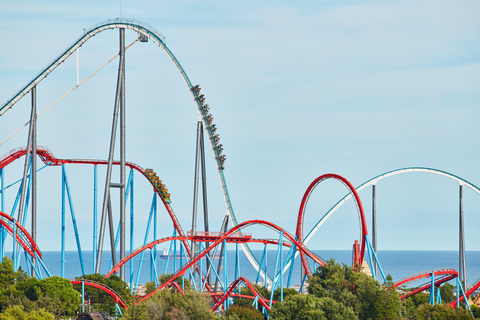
[393,269,458,299]
[0,211,42,259]
[71,280,128,309]
[296,173,368,276]
[210,276,271,312]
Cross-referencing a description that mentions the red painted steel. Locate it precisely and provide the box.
[0,211,42,258]
[132,220,324,303]
[450,278,480,308]
[393,269,458,299]
[210,276,271,312]
[296,174,368,276]
[71,280,128,309]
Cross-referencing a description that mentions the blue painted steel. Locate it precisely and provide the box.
[179,236,183,271]
[429,272,435,305]
[115,303,123,316]
[82,281,85,313]
[149,249,159,286]
[299,274,307,293]
[270,230,283,307]
[135,193,156,288]
[280,233,283,302]
[2,165,49,193]
[12,218,16,270]
[224,239,228,292]
[24,251,31,277]
[204,248,225,292]
[286,244,296,288]
[456,278,471,310]
[436,286,442,304]
[223,239,228,310]
[365,235,386,283]
[152,192,157,282]
[163,229,176,274]
[61,166,66,277]
[255,245,267,285]
[93,165,97,274]
[129,169,134,292]
[24,253,42,279]
[35,252,51,277]
[173,231,177,274]
[235,243,239,296]
[63,166,85,275]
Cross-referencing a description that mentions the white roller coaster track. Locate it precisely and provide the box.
[0,18,272,286]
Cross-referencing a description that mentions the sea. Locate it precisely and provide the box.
[5,250,480,290]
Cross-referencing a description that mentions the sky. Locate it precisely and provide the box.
[0,0,479,263]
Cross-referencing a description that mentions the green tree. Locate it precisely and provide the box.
[223,305,263,320]
[439,283,456,303]
[269,294,357,320]
[414,303,473,319]
[0,305,54,320]
[73,274,132,315]
[307,259,402,320]
[0,257,27,290]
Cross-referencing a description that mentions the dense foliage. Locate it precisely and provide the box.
[73,273,132,314]
[0,257,78,319]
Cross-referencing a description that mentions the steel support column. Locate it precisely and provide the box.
[191,121,202,288]
[459,184,466,293]
[31,86,37,275]
[96,28,125,274]
[119,27,126,281]
[372,184,377,277]
[16,87,36,259]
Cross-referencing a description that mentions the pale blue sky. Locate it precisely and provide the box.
[0,0,479,258]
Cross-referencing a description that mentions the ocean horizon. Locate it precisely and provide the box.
[5,250,480,289]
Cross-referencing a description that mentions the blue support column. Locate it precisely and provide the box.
[129,169,134,291]
[235,243,240,297]
[61,166,66,277]
[286,244,296,288]
[436,286,442,304]
[63,166,85,275]
[280,233,283,302]
[82,281,85,313]
[35,252,51,277]
[270,231,283,307]
[93,165,97,274]
[255,245,267,285]
[174,234,177,274]
[163,229,176,274]
[223,239,228,310]
[152,193,157,282]
[135,193,156,287]
[12,218,16,270]
[0,168,4,259]
[429,272,435,305]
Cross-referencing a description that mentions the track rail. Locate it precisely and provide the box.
[0,211,42,259]
[71,279,128,309]
[210,276,271,312]
[393,268,458,299]
[296,173,367,276]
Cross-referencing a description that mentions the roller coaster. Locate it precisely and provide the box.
[0,18,479,315]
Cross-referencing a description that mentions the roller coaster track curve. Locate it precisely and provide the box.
[296,173,367,276]
[0,210,42,259]
[106,220,324,303]
[0,17,267,286]
[303,167,480,248]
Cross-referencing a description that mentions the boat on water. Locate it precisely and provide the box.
[158,249,220,259]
